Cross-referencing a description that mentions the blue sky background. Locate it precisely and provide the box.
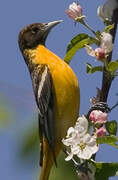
[0,0,118,179]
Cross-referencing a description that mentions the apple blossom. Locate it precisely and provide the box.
[62,116,88,148]
[62,116,99,160]
[66,2,83,21]
[96,127,106,137]
[85,45,105,61]
[97,0,118,22]
[89,110,108,124]
[71,133,99,160]
[85,32,113,61]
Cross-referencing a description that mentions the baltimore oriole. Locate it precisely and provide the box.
[18,20,80,180]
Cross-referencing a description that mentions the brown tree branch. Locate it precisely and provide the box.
[100,8,118,102]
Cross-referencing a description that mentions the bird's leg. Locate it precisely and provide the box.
[87,101,110,117]
[87,100,118,119]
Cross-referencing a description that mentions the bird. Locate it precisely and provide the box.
[18,20,80,180]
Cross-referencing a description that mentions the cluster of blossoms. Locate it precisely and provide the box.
[64,0,118,178]
[62,110,108,161]
[66,1,114,62]
[62,116,98,161]
[89,110,108,137]
[64,0,116,161]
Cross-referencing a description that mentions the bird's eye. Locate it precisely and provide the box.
[31,27,39,34]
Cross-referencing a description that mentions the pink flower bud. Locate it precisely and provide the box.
[89,110,108,124]
[66,2,82,20]
[95,48,105,60]
[96,127,106,137]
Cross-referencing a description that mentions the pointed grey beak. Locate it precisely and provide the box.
[45,20,63,31]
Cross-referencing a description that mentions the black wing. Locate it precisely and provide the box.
[30,64,56,166]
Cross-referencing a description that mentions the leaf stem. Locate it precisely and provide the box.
[80,20,96,36]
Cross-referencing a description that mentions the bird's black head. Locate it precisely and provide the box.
[18,20,62,52]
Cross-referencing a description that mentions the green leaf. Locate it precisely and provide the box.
[107,61,118,72]
[109,143,118,148]
[106,120,117,136]
[95,30,101,40]
[86,63,103,74]
[95,162,118,180]
[97,135,118,148]
[103,24,114,33]
[64,33,97,64]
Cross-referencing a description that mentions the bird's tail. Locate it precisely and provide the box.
[39,139,56,180]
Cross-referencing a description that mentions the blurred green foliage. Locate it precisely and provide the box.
[0,94,14,128]
[19,122,39,161]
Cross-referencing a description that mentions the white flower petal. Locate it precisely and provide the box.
[77,147,91,159]
[71,145,80,154]
[82,147,93,159]
[97,0,118,22]
[76,116,88,128]
[87,136,96,146]
[97,6,105,21]
[62,137,75,146]
[101,32,113,53]
[66,127,75,137]
[87,144,99,154]
[103,0,118,19]
[75,115,88,135]
[69,2,77,10]
[75,134,98,159]
[65,152,73,161]
[69,2,82,17]
[82,133,91,143]
[85,45,96,57]
[62,138,70,146]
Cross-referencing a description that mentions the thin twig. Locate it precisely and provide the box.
[110,101,118,111]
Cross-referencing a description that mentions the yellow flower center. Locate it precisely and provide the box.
[79,141,86,150]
